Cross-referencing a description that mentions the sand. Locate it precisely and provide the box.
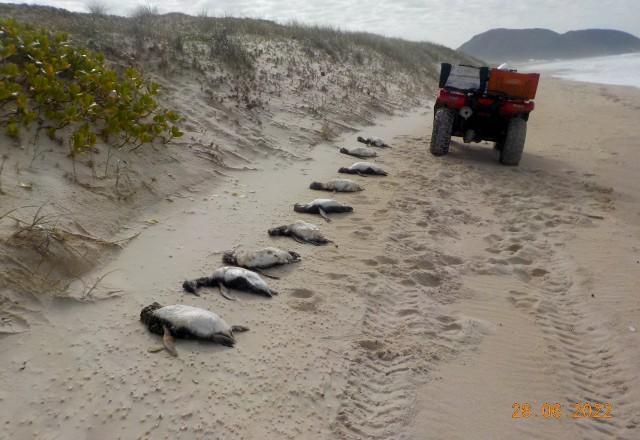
[1,77,639,439]
[0,21,449,329]
[407,79,640,439]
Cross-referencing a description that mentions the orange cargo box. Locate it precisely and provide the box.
[487,69,540,100]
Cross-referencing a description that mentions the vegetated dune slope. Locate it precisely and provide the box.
[0,4,472,331]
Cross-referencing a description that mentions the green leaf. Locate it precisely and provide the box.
[5,122,19,138]
[171,126,183,138]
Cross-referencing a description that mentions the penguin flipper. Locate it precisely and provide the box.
[318,207,331,223]
[254,268,280,280]
[232,325,250,333]
[162,326,178,357]
[219,284,238,301]
[292,235,306,245]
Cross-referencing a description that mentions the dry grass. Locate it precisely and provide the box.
[0,204,138,304]
[318,121,337,141]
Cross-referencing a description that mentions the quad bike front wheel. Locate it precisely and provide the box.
[430,107,456,156]
[499,117,527,166]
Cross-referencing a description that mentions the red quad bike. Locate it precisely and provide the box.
[430,63,540,165]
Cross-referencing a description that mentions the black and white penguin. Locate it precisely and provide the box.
[293,199,353,222]
[223,246,300,269]
[268,220,331,245]
[183,266,277,300]
[357,136,391,148]
[140,302,249,355]
[222,247,300,279]
[338,162,388,176]
[309,178,363,192]
[339,146,378,159]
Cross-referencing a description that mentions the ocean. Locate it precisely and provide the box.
[521,52,640,89]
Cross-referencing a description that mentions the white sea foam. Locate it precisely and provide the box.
[521,52,640,89]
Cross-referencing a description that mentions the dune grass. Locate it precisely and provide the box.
[0,3,473,80]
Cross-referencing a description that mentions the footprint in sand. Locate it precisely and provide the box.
[507,256,532,265]
[530,268,549,277]
[436,189,452,198]
[289,289,320,312]
[290,288,314,299]
[513,268,532,283]
[290,301,319,312]
[358,339,384,351]
[436,315,463,331]
[391,232,412,241]
[375,255,399,265]
[326,272,349,280]
[397,308,419,317]
[508,290,539,312]
[506,243,522,253]
[438,254,463,266]
[488,257,509,266]
[410,271,442,287]
[407,257,435,271]
[351,230,370,239]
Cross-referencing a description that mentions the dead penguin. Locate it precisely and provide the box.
[223,247,300,279]
[338,162,388,176]
[357,136,391,148]
[268,220,331,245]
[339,146,378,159]
[309,178,363,193]
[293,198,353,222]
[183,266,276,300]
[140,302,249,354]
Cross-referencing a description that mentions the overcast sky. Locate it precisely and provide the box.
[5,0,640,48]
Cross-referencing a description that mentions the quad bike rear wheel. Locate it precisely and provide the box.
[499,117,527,166]
[430,107,456,156]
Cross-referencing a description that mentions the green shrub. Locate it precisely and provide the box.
[0,18,182,157]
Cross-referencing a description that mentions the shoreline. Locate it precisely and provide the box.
[521,51,640,89]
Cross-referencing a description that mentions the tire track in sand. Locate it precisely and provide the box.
[332,135,491,439]
[334,134,638,439]
[425,140,639,439]
[476,177,638,439]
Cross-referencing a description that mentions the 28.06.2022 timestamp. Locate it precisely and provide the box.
[512,402,613,419]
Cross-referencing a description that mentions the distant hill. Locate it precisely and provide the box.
[459,28,640,62]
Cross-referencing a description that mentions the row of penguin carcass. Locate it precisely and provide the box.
[140,136,391,356]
